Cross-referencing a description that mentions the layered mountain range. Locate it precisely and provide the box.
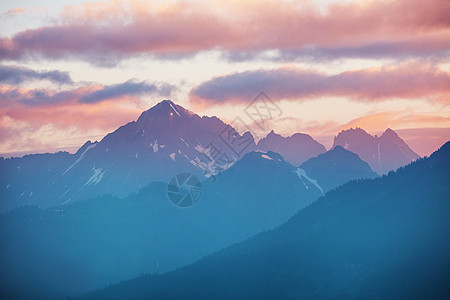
[0,100,442,300]
[80,142,450,300]
[0,101,420,213]
[0,151,321,298]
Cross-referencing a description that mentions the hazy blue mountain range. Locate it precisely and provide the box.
[79,142,450,300]
[0,100,431,300]
[0,151,321,299]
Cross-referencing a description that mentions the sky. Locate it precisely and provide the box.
[0,0,449,157]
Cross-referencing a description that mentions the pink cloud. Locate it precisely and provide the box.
[0,107,137,157]
[0,78,175,131]
[0,0,448,64]
[1,103,140,131]
[189,63,450,106]
[0,80,173,106]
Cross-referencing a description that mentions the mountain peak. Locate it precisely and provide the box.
[300,145,377,192]
[136,100,196,126]
[232,151,289,169]
[266,130,280,139]
[381,128,398,138]
[331,145,346,152]
[313,145,362,162]
[220,150,297,181]
[335,127,372,138]
[257,130,326,165]
[333,127,419,174]
[243,131,255,141]
[151,99,184,115]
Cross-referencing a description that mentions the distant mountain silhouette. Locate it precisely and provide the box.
[0,150,321,299]
[0,100,256,212]
[299,145,378,193]
[257,130,326,165]
[333,127,419,174]
[81,143,450,299]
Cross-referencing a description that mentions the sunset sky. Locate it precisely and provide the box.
[0,0,449,157]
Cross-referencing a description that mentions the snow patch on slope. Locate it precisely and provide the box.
[150,140,159,153]
[195,144,213,160]
[169,102,181,116]
[63,143,97,175]
[295,168,323,194]
[85,167,105,186]
[261,154,273,160]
